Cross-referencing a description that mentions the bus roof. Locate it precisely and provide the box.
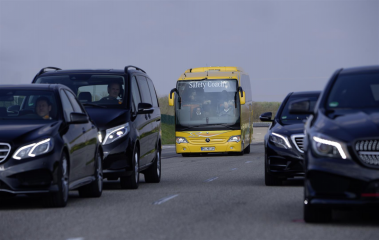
[178,66,246,81]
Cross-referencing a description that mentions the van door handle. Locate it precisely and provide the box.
[145,114,148,120]
[82,127,86,134]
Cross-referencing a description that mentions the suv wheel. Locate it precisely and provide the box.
[78,149,103,197]
[144,147,161,183]
[304,203,332,223]
[120,146,139,189]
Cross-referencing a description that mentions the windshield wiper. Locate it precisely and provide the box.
[82,103,107,108]
[208,123,235,130]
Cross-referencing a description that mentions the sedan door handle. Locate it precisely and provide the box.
[145,114,148,120]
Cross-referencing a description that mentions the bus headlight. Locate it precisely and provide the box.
[176,137,188,144]
[228,135,241,143]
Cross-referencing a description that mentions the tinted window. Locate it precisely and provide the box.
[327,73,379,109]
[60,90,74,121]
[131,76,142,111]
[136,76,152,105]
[147,78,159,107]
[65,90,84,113]
[280,94,319,125]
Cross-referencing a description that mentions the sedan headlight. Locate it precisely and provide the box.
[103,123,129,145]
[228,135,241,143]
[270,133,291,149]
[311,135,349,159]
[176,137,188,144]
[13,138,53,160]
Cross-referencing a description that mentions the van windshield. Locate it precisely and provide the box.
[35,74,127,108]
[175,79,240,131]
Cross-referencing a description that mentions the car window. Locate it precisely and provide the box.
[131,76,142,111]
[147,78,159,107]
[60,90,74,121]
[65,90,84,113]
[280,94,319,125]
[136,76,152,105]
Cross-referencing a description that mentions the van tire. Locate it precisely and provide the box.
[120,146,139,189]
[144,148,161,183]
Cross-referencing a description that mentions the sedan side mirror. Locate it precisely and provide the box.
[8,105,20,113]
[289,99,313,114]
[138,103,154,114]
[70,112,89,124]
[259,112,273,122]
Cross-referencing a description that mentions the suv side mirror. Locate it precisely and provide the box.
[70,112,89,124]
[138,103,154,114]
[289,100,313,114]
[259,112,273,122]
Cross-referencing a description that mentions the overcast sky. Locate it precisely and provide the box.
[0,0,378,101]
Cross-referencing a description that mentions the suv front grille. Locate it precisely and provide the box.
[291,134,304,153]
[355,140,379,167]
[0,143,11,163]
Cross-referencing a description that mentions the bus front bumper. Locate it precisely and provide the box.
[176,142,242,153]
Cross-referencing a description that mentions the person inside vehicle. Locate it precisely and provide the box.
[219,101,233,117]
[35,96,52,119]
[101,82,122,102]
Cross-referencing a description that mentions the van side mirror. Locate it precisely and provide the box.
[70,112,89,124]
[259,112,273,122]
[138,103,154,114]
[289,100,313,114]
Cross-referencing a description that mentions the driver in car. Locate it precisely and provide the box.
[35,96,52,119]
[101,82,122,102]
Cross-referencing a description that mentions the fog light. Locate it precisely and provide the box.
[230,147,233,149]
[304,199,308,205]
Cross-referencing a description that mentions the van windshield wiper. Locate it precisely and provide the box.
[82,103,107,108]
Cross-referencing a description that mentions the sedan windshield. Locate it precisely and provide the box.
[327,73,379,109]
[35,74,127,108]
[175,79,240,130]
[0,90,57,120]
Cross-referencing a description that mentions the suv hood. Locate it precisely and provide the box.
[85,108,130,130]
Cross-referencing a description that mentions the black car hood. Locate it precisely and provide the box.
[316,109,379,142]
[85,108,129,130]
[0,120,61,145]
[271,122,305,136]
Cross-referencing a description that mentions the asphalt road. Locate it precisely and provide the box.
[1,128,379,240]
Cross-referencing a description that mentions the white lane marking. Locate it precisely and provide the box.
[245,161,252,163]
[67,238,84,240]
[153,194,179,205]
[162,145,175,149]
[205,177,218,182]
[231,168,237,171]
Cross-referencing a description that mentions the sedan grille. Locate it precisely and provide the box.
[355,140,379,167]
[0,143,11,163]
[291,134,304,153]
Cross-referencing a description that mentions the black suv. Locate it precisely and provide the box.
[260,91,320,186]
[290,66,379,222]
[32,66,161,189]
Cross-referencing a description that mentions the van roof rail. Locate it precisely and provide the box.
[36,67,62,76]
[124,65,146,74]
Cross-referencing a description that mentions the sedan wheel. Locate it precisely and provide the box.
[78,149,103,198]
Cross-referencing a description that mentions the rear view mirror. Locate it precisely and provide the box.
[138,103,154,114]
[70,112,89,124]
[289,100,313,114]
[259,112,273,122]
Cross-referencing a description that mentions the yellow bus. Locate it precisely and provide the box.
[169,66,253,156]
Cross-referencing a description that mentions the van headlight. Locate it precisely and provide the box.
[13,138,53,160]
[311,135,350,159]
[103,123,129,145]
[270,133,291,149]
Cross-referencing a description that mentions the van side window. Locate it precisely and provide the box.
[147,78,159,107]
[132,76,142,111]
[136,76,153,105]
[60,90,74,121]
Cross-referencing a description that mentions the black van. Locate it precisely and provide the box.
[32,66,161,189]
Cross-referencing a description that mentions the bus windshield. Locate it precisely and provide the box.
[175,79,240,131]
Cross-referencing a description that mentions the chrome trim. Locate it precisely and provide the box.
[291,134,305,153]
[0,143,11,163]
[0,189,49,194]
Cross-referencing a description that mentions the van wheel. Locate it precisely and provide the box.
[78,149,103,198]
[144,147,161,183]
[244,144,251,154]
[120,147,139,189]
[43,152,69,207]
[304,203,332,223]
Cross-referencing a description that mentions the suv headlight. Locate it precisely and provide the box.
[228,135,241,143]
[13,138,53,160]
[176,137,188,144]
[311,134,350,159]
[103,123,129,145]
[270,133,291,149]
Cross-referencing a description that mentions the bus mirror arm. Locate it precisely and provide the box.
[170,88,181,109]
[234,92,237,108]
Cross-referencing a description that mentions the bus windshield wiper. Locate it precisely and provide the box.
[209,124,235,130]
[82,103,107,108]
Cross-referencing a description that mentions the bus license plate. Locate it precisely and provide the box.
[201,147,215,151]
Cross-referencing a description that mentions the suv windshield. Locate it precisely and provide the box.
[0,90,57,121]
[327,73,379,109]
[280,94,319,125]
[35,74,127,108]
[175,79,240,131]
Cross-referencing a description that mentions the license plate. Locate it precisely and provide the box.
[201,147,215,151]
[0,165,4,171]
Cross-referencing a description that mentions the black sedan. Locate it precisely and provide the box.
[260,91,320,186]
[0,84,103,207]
[290,66,379,222]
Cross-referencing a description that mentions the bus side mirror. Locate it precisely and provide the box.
[239,91,246,105]
[169,92,175,106]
